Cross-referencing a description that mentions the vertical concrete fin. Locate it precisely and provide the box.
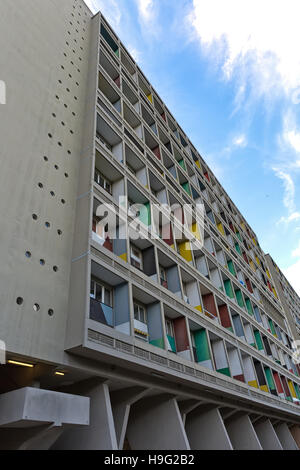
[185,406,233,450]
[274,423,298,450]
[225,414,262,450]
[254,419,283,450]
[126,395,190,450]
[53,382,117,450]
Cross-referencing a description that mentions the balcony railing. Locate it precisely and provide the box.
[90,297,114,327]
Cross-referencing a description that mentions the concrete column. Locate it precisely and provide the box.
[274,423,298,450]
[53,381,117,450]
[225,414,262,450]
[185,406,233,450]
[254,419,283,450]
[110,387,149,450]
[126,395,190,450]
[290,425,300,449]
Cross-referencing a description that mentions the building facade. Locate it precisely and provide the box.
[0,0,300,450]
[266,254,300,342]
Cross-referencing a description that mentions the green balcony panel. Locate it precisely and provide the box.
[178,159,186,171]
[227,260,236,277]
[245,298,254,315]
[181,182,191,196]
[167,335,176,353]
[224,279,234,298]
[254,330,264,351]
[235,289,244,308]
[235,243,241,255]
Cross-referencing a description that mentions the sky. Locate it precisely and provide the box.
[85,0,300,295]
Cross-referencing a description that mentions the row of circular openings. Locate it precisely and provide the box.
[66,40,84,52]
[25,252,59,271]
[56,88,78,100]
[72,2,88,16]
[51,111,76,133]
[58,77,79,90]
[47,131,74,151]
[16,297,54,316]
[31,215,63,236]
[67,30,85,42]
[37,183,66,204]
[69,20,86,32]
[72,4,88,20]
[43,155,69,178]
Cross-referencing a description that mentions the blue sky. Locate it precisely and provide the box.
[85,0,300,294]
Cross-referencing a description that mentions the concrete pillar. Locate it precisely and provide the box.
[185,406,233,450]
[53,381,117,450]
[110,387,149,450]
[254,419,283,450]
[225,414,262,450]
[274,423,298,450]
[126,395,190,450]
[290,425,300,449]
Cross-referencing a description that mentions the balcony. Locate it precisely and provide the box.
[90,261,131,335]
[90,297,114,327]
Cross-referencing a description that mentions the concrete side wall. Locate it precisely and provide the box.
[126,396,190,450]
[254,419,283,450]
[0,0,92,362]
[185,406,233,450]
[225,414,262,450]
[274,422,298,450]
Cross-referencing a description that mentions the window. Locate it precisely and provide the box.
[165,318,174,337]
[130,245,143,270]
[94,169,112,194]
[159,266,167,288]
[90,279,112,307]
[134,303,147,324]
[92,216,106,239]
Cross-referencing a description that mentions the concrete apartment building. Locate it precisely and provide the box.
[0,0,300,450]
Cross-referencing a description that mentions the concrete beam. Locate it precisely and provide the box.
[254,419,283,450]
[185,406,233,450]
[274,423,299,450]
[126,395,190,450]
[0,387,89,427]
[53,381,117,450]
[225,414,262,450]
[178,399,203,426]
[221,409,239,421]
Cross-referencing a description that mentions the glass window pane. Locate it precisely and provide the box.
[95,283,102,301]
[90,280,95,298]
[104,288,111,306]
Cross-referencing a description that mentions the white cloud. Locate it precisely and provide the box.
[233,134,247,148]
[283,258,300,296]
[188,0,300,99]
[277,212,300,225]
[85,0,122,29]
[136,0,154,22]
[292,240,300,258]
[280,110,300,168]
[272,169,296,214]
[127,46,142,64]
